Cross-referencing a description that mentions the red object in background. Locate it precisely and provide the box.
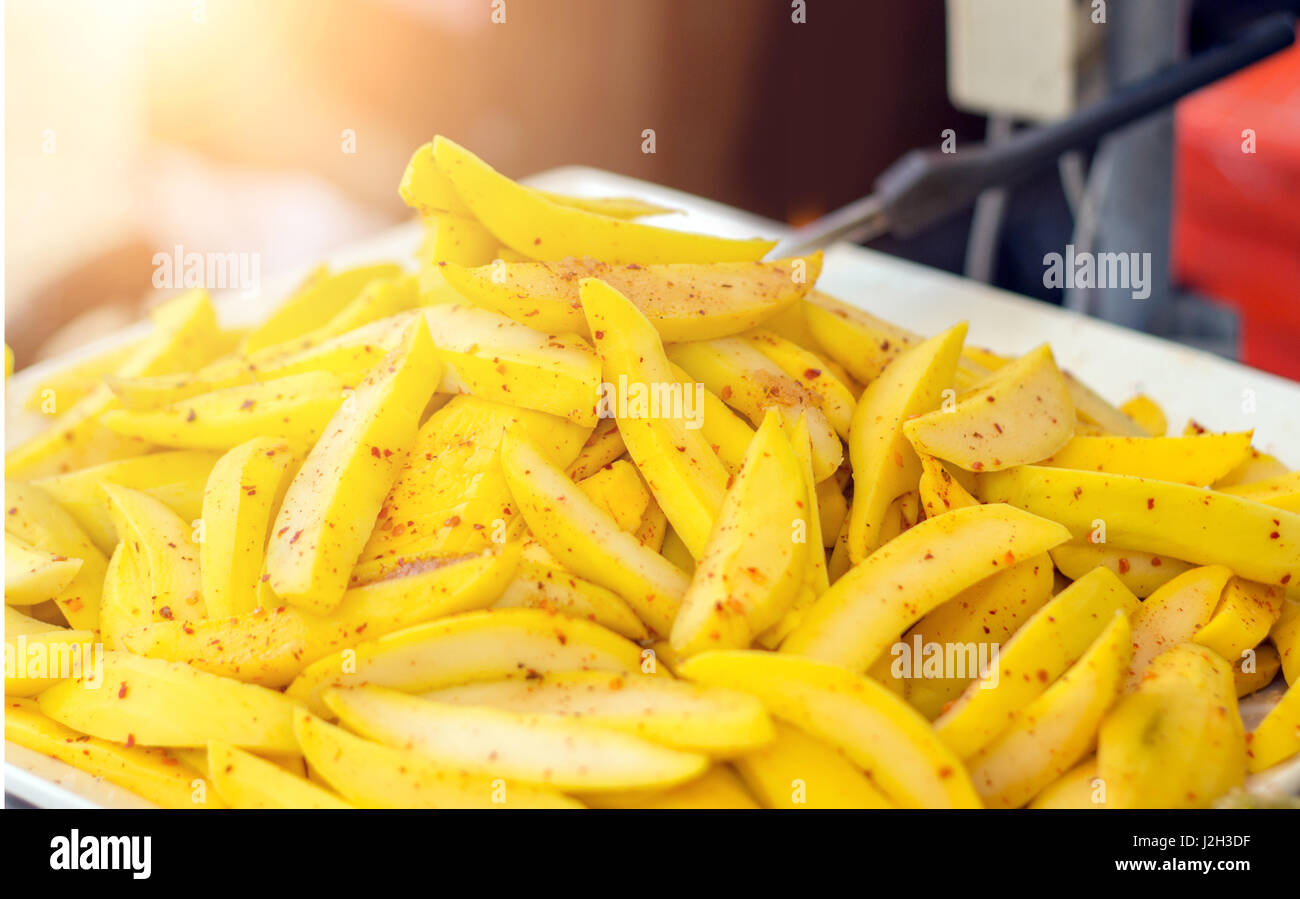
[1174,25,1300,380]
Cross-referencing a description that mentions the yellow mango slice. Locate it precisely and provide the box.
[124,547,518,688]
[782,503,1070,673]
[1220,471,1300,513]
[735,722,893,809]
[421,303,600,426]
[1246,678,1299,773]
[904,344,1074,473]
[419,212,499,266]
[575,460,649,531]
[815,475,848,545]
[267,318,441,613]
[933,567,1140,759]
[492,560,649,641]
[207,740,350,809]
[401,140,673,222]
[680,651,981,808]
[1029,757,1106,809]
[442,254,819,340]
[875,491,921,545]
[1064,373,1146,436]
[1215,448,1289,488]
[102,483,204,623]
[285,607,647,716]
[99,542,149,650]
[324,684,707,792]
[1097,643,1245,808]
[298,274,419,345]
[581,278,730,557]
[531,190,676,220]
[38,652,300,753]
[100,372,346,450]
[977,465,1300,587]
[432,135,774,263]
[1193,576,1284,662]
[1039,432,1251,486]
[564,419,626,481]
[845,324,967,562]
[34,450,220,553]
[672,411,807,655]
[917,453,979,518]
[22,339,141,412]
[1049,540,1192,598]
[4,534,82,606]
[4,481,107,630]
[400,142,475,216]
[7,290,223,478]
[108,313,409,410]
[240,263,403,354]
[758,300,823,353]
[633,498,668,551]
[901,554,1055,719]
[1119,394,1167,436]
[355,396,587,581]
[422,669,774,756]
[967,609,1130,808]
[501,433,688,636]
[293,708,581,808]
[668,362,756,474]
[5,625,98,696]
[199,439,301,619]
[1273,597,1300,685]
[581,765,759,809]
[741,329,856,437]
[668,336,841,481]
[801,291,917,383]
[1233,642,1281,697]
[754,414,833,649]
[1126,564,1232,689]
[5,698,224,809]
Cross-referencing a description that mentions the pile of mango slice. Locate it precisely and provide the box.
[4,136,1297,809]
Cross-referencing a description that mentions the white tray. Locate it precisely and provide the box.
[6,167,1299,808]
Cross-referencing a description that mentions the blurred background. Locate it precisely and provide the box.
[5,0,1299,378]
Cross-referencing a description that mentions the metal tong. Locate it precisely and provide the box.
[773,13,1296,258]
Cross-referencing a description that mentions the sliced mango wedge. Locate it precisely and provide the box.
[432,136,774,263]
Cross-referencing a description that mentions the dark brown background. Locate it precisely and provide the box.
[6,0,979,363]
